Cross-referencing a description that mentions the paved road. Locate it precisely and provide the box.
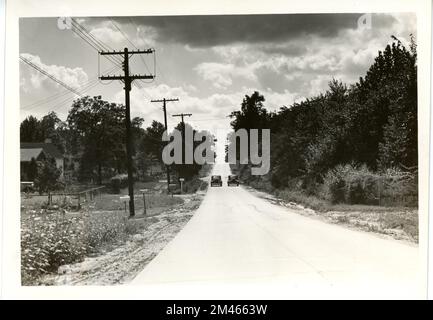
[132,163,422,298]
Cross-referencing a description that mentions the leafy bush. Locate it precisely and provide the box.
[276,189,330,212]
[322,164,355,203]
[322,164,381,204]
[379,168,418,206]
[34,158,63,194]
[171,176,208,194]
[322,164,417,206]
[109,174,129,194]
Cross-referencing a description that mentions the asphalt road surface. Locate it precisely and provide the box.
[132,163,422,299]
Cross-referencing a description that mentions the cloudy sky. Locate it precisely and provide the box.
[19,13,416,134]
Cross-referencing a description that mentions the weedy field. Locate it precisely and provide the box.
[44,195,204,285]
[21,187,202,285]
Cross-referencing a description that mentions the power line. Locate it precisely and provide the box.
[22,65,120,110]
[72,19,118,53]
[151,98,180,132]
[70,19,123,68]
[172,113,192,124]
[153,49,169,84]
[70,18,144,92]
[110,18,156,89]
[25,80,101,113]
[19,55,83,97]
[183,117,228,122]
[110,19,152,74]
[128,17,167,84]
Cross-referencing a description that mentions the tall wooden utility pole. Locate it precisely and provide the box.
[173,113,192,168]
[172,113,192,124]
[151,98,179,192]
[99,47,155,217]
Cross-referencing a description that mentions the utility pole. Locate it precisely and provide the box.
[99,47,155,217]
[173,113,192,169]
[172,113,192,124]
[150,98,179,192]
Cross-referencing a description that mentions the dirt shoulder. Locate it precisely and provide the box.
[246,186,418,244]
[36,193,205,285]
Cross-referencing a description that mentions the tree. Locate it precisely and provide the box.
[34,158,62,194]
[28,158,38,181]
[20,112,67,153]
[165,122,213,181]
[40,112,65,152]
[134,120,166,179]
[378,114,410,168]
[20,116,43,142]
[131,116,145,154]
[350,38,417,169]
[229,91,271,165]
[229,91,269,131]
[67,95,143,184]
[141,120,166,162]
[228,36,418,195]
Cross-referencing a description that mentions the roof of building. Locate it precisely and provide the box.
[21,148,44,162]
[20,142,63,159]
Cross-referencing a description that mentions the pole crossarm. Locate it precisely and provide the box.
[100,49,154,55]
[172,113,192,117]
[173,113,192,123]
[100,75,155,81]
[151,98,179,103]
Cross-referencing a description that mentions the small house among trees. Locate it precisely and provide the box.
[20,139,64,181]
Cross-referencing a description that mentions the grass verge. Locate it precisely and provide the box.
[249,187,418,243]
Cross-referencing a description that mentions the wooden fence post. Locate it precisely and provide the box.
[378,177,382,206]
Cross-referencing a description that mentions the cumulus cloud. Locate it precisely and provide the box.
[132,24,158,47]
[115,83,223,118]
[20,53,88,91]
[89,26,124,44]
[194,62,258,89]
[195,12,415,99]
[79,18,157,48]
[20,12,417,135]
[112,83,298,133]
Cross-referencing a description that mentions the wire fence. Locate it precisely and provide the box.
[22,186,106,211]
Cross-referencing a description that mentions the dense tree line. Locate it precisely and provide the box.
[21,96,211,187]
[229,37,417,203]
[20,111,66,153]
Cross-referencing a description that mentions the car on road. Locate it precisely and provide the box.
[210,175,222,187]
[227,175,240,186]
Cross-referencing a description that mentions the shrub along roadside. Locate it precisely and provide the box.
[233,164,419,242]
[232,162,417,209]
[170,165,212,194]
[321,164,417,206]
[170,177,209,194]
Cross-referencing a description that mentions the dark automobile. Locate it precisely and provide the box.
[227,175,239,186]
[211,175,222,187]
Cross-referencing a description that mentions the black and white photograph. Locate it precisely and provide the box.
[1,0,432,301]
